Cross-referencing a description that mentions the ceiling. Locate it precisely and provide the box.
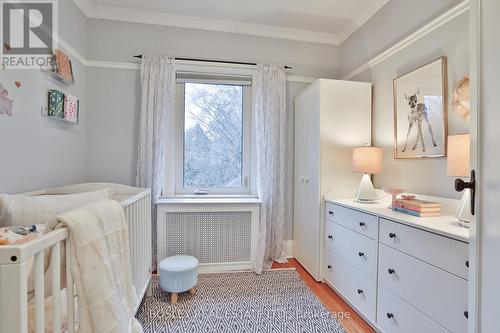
[73,0,389,45]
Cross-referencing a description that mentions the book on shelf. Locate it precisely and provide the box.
[392,201,441,213]
[393,207,441,217]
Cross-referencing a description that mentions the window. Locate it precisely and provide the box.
[174,73,252,195]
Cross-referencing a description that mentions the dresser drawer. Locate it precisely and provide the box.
[325,220,377,278]
[323,249,376,321]
[378,244,468,333]
[379,218,469,279]
[377,285,449,333]
[325,202,378,240]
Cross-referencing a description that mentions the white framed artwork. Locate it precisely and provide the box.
[393,57,448,159]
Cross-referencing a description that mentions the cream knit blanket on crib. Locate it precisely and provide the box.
[55,199,143,333]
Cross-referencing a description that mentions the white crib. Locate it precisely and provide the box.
[0,183,152,333]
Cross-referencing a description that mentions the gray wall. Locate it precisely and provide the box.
[340,0,462,77]
[84,19,336,240]
[85,67,305,240]
[0,0,88,193]
[343,8,469,198]
[86,19,339,78]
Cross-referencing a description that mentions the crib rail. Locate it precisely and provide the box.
[0,184,152,333]
[0,229,75,333]
[124,192,152,314]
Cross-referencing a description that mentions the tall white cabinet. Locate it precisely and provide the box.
[293,79,372,281]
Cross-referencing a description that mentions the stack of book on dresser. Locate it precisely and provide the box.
[392,198,441,217]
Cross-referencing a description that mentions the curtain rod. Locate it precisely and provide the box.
[133,55,292,69]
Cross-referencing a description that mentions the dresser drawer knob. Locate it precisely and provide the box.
[357,289,363,294]
[388,268,396,275]
[359,222,365,227]
[327,265,332,269]
[389,233,397,239]
[386,313,394,319]
[464,311,469,319]
[328,211,334,216]
[328,235,333,239]
[466,260,469,268]
[358,252,365,257]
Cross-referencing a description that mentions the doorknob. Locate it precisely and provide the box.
[455,170,476,215]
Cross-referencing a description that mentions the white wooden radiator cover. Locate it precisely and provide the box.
[157,200,260,272]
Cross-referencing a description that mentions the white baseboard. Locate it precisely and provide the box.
[198,261,252,273]
[195,241,294,274]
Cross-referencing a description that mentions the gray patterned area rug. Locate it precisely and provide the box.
[136,269,347,333]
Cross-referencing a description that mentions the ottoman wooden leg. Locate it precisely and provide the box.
[189,288,196,295]
[171,293,178,305]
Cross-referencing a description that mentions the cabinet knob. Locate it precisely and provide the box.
[387,313,394,319]
[358,252,365,257]
[389,233,397,239]
[327,265,332,269]
[464,311,469,319]
[328,211,334,216]
[388,268,396,275]
[328,235,333,239]
[466,260,469,268]
[357,289,363,295]
[359,222,365,227]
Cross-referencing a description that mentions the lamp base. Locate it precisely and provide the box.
[355,174,377,203]
[456,189,471,228]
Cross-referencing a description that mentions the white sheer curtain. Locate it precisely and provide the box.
[136,55,175,269]
[253,64,288,274]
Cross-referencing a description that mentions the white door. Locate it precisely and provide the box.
[469,1,500,332]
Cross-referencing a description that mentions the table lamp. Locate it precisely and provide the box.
[352,146,382,203]
[447,134,471,227]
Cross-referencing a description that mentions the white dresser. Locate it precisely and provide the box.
[323,196,469,333]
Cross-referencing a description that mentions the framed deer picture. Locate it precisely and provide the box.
[393,57,448,159]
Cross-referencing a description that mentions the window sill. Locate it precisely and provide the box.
[156,196,261,205]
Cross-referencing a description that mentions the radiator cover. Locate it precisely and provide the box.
[163,211,252,264]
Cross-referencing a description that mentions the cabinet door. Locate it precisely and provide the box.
[293,91,306,265]
[306,83,321,224]
[293,83,321,280]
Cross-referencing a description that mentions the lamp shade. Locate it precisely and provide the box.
[447,134,470,177]
[352,147,383,174]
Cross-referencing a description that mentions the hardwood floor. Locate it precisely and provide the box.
[272,258,376,333]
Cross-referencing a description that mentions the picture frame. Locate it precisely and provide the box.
[393,56,448,159]
[42,49,75,85]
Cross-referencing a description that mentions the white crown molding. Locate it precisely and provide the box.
[70,0,395,46]
[72,0,340,46]
[337,0,390,43]
[342,0,470,80]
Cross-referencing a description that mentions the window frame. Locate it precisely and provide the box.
[172,77,253,196]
